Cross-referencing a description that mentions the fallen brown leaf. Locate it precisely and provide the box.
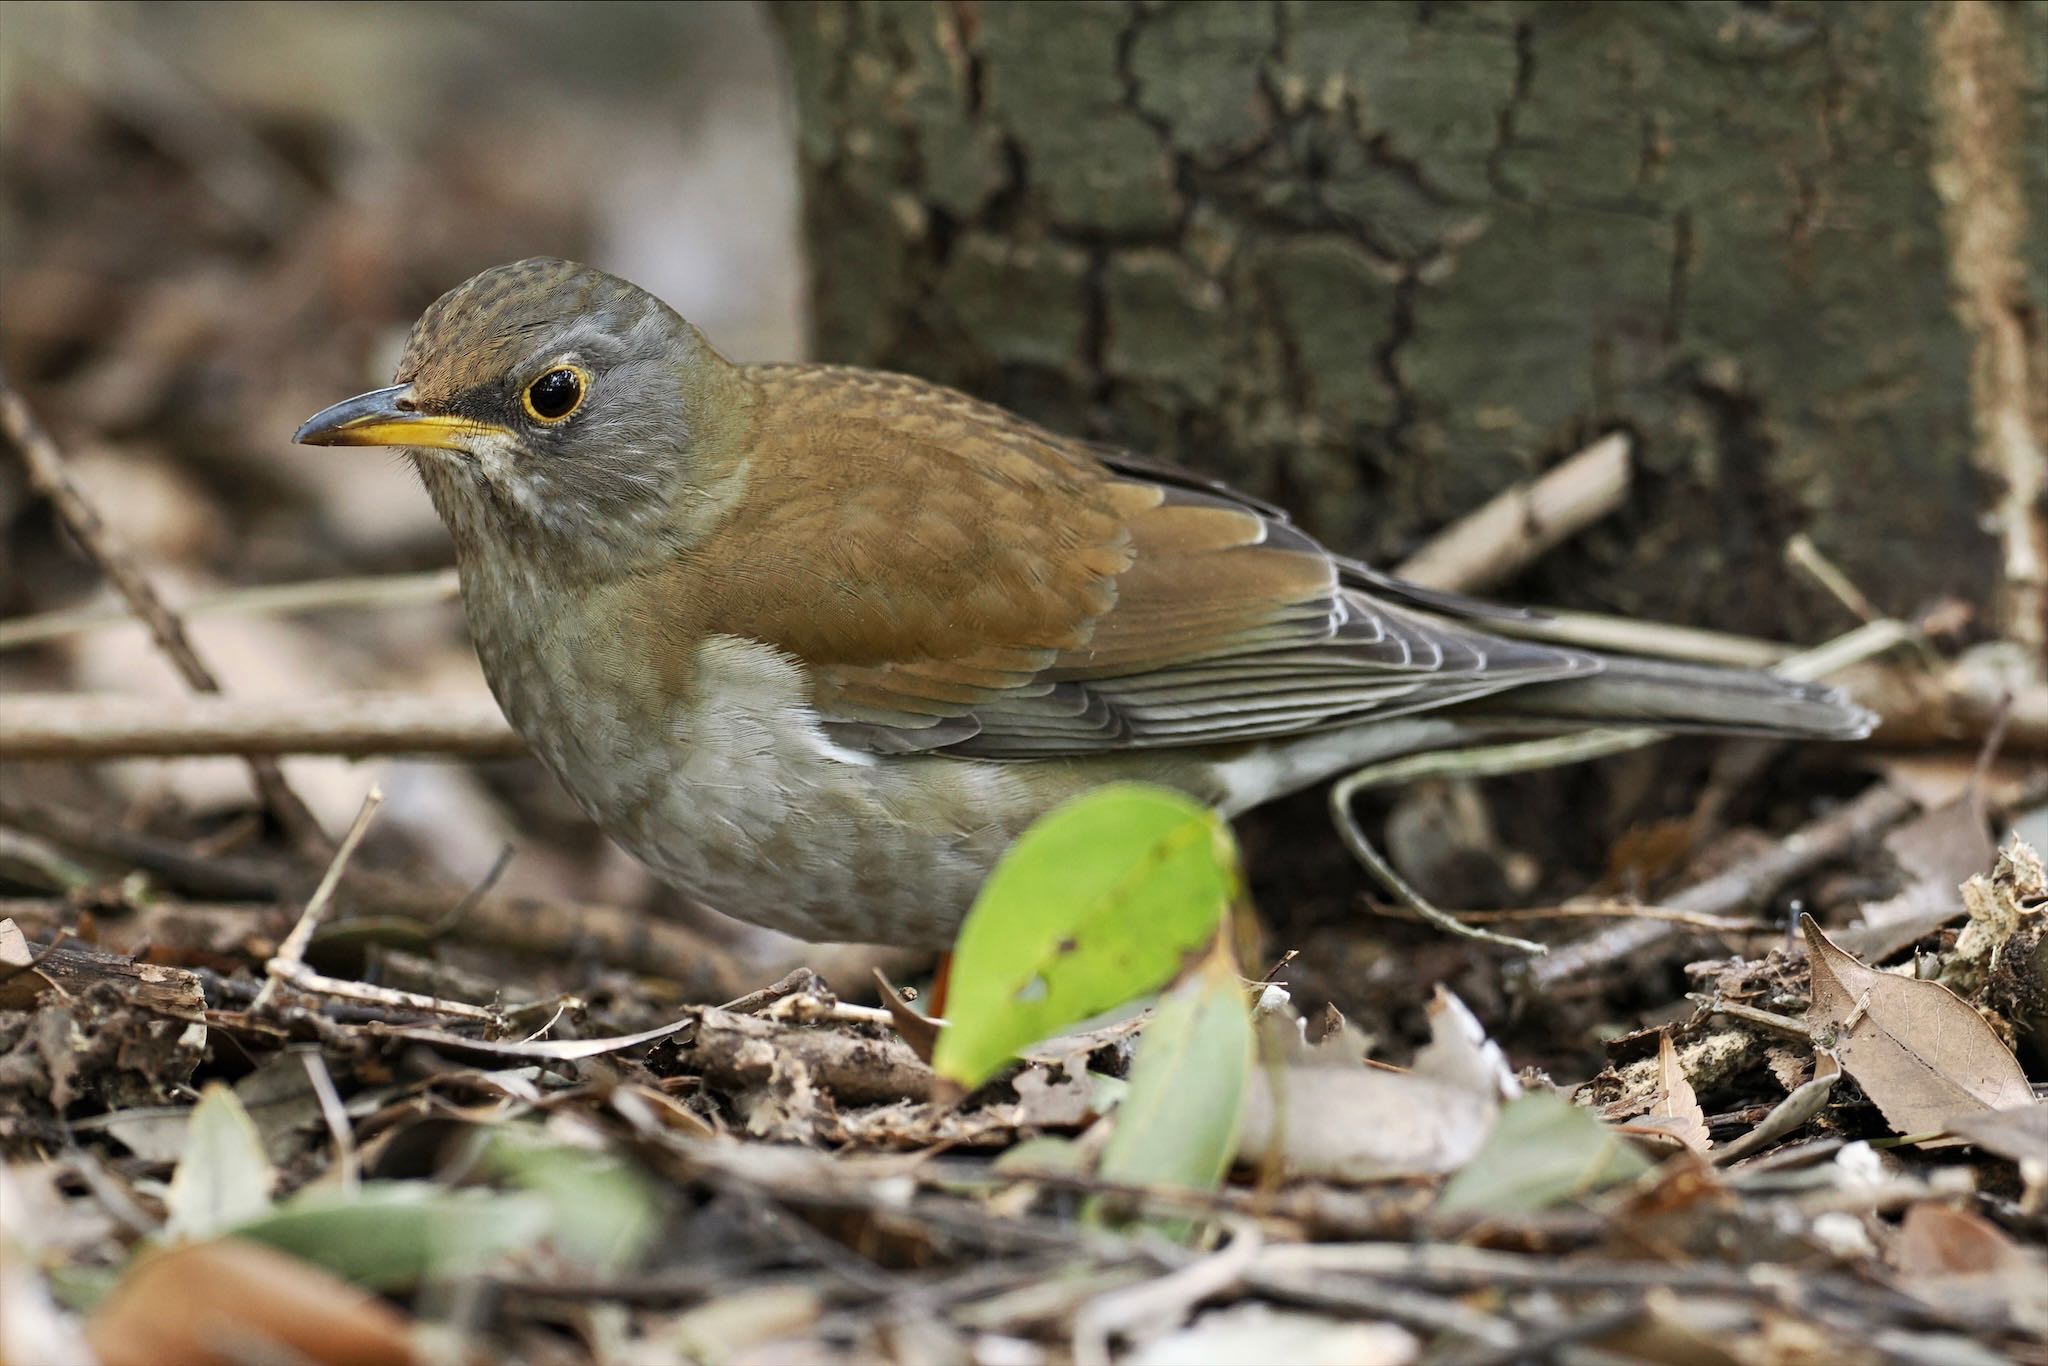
[1800,916,2032,1139]
[1632,1032,1711,1154]
[86,1238,417,1366]
[1889,1203,2048,1336]
[0,918,58,1007]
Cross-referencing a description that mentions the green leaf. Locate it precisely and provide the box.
[164,1083,275,1241]
[1089,937,1252,1233]
[1437,1092,1652,1214]
[483,1132,662,1272]
[935,784,1241,1089]
[226,1181,549,1290]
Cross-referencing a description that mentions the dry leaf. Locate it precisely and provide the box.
[1714,1051,1841,1166]
[0,918,58,1008]
[1889,1203,2048,1335]
[1630,1032,1712,1153]
[872,966,942,1063]
[1800,916,2032,1138]
[1238,988,1509,1182]
[86,1238,417,1366]
[1835,795,1994,961]
[1946,1103,2048,1167]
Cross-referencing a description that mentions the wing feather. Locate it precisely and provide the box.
[686,363,1595,757]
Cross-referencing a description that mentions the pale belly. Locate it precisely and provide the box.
[476,620,1063,946]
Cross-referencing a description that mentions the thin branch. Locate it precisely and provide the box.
[1785,532,1883,624]
[1373,898,1784,935]
[0,372,326,849]
[0,570,460,652]
[0,691,524,759]
[299,1048,360,1190]
[1492,607,1792,669]
[1073,1223,1265,1366]
[1393,432,1632,593]
[254,787,384,1012]
[1522,781,1919,992]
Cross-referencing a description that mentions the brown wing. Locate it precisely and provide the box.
[672,364,1594,757]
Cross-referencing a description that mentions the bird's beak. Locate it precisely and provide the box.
[293,385,500,451]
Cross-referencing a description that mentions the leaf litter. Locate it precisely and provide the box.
[7,770,2048,1363]
[6,37,2048,1356]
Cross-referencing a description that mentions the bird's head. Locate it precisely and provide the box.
[296,258,737,574]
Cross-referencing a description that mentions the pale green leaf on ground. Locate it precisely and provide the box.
[935,784,1241,1090]
[164,1083,275,1241]
[227,1181,548,1290]
[1800,915,2033,1139]
[1437,1092,1652,1213]
[1090,935,1252,1224]
[484,1130,662,1272]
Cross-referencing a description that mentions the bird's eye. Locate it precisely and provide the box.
[522,366,586,423]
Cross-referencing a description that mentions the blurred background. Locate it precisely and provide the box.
[1,2,822,974]
[2,1,2041,1023]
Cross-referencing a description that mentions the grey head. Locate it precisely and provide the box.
[295,258,723,573]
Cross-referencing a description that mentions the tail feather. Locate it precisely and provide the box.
[1474,655,1876,740]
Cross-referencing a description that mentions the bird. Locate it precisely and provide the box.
[296,257,1873,949]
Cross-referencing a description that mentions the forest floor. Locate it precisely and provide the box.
[3,23,2047,1365]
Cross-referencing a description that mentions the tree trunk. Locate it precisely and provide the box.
[774,0,2045,646]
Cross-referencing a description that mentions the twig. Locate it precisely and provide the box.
[0,691,523,759]
[1785,533,1883,623]
[1523,782,1919,992]
[10,639,2030,762]
[1494,608,1791,669]
[1697,997,1811,1042]
[298,1048,359,1190]
[1331,730,1659,954]
[1072,1222,1264,1366]
[762,992,906,1031]
[722,968,827,1015]
[0,373,325,849]
[0,569,460,651]
[1375,899,1782,935]
[254,787,383,1012]
[1240,1265,1524,1350]
[1393,432,1632,592]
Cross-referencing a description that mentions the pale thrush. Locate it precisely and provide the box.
[296,258,1871,947]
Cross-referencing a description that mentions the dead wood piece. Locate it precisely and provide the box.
[0,373,324,848]
[6,932,206,1017]
[1524,782,1920,992]
[684,1005,934,1107]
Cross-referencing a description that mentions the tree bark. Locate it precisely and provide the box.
[774,1,2045,643]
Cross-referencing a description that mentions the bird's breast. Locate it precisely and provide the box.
[454,562,1035,943]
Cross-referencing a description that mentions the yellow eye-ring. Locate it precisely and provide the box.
[522,365,587,423]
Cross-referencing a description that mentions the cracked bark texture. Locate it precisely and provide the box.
[775,2,2042,642]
